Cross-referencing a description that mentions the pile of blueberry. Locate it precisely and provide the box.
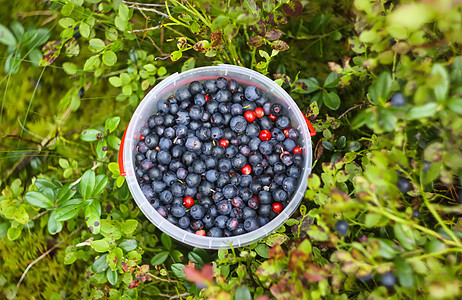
[134,77,304,237]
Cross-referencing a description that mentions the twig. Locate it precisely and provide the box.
[70,159,106,186]
[147,273,180,283]
[17,10,55,17]
[128,25,163,33]
[31,210,49,221]
[127,5,170,18]
[3,135,41,146]
[338,103,366,119]
[122,1,170,7]
[157,292,190,299]
[146,35,163,55]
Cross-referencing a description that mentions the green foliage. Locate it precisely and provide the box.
[1,0,462,299]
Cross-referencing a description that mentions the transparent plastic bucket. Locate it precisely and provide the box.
[119,64,313,249]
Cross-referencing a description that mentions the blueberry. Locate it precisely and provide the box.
[141,185,155,199]
[271,103,283,116]
[202,215,215,229]
[249,153,263,166]
[214,215,229,229]
[154,115,164,126]
[190,220,203,231]
[246,123,261,137]
[249,138,261,151]
[231,103,243,116]
[156,206,168,218]
[144,134,159,148]
[137,141,149,153]
[412,209,421,219]
[176,110,190,125]
[171,204,186,217]
[244,85,261,101]
[167,215,178,225]
[205,157,217,169]
[227,79,239,92]
[156,100,170,114]
[287,165,301,178]
[239,187,253,200]
[230,173,241,185]
[247,198,260,209]
[258,205,272,217]
[282,177,297,193]
[259,141,273,155]
[211,113,224,126]
[216,89,232,102]
[148,167,162,180]
[390,93,406,107]
[198,181,213,197]
[226,218,239,231]
[217,172,231,188]
[163,171,177,186]
[190,205,205,220]
[397,177,411,193]
[257,216,269,226]
[189,105,203,120]
[210,127,223,140]
[288,128,300,140]
[185,136,202,151]
[243,207,257,219]
[178,216,190,229]
[216,77,228,89]
[244,218,259,232]
[231,207,243,220]
[231,154,247,169]
[242,100,256,111]
[381,272,396,288]
[186,173,201,188]
[205,169,219,182]
[232,92,245,103]
[223,184,238,199]
[204,79,218,94]
[259,191,272,204]
[157,150,172,165]
[281,153,293,166]
[218,158,232,172]
[283,139,296,152]
[206,100,219,114]
[172,145,185,158]
[182,151,198,166]
[335,220,349,236]
[189,81,203,94]
[233,225,246,235]
[159,137,173,151]
[255,95,267,106]
[170,182,186,197]
[273,189,287,202]
[140,159,153,172]
[176,87,192,101]
[217,200,232,215]
[207,227,223,237]
[259,117,273,131]
[192,160,206,174]
[169,103,180,115]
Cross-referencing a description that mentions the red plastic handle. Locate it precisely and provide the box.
[303,114,317,137]
[118,124,129,177]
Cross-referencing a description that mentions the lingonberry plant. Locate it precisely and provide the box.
[1,0,461,299]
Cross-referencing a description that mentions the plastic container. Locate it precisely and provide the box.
[119,64,313,249]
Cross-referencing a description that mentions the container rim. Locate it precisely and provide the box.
[121,64,313,249]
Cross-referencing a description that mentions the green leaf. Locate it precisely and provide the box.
[121,220,138,235]
[188,252,204,266]
[322,140,334,151]
[171,264,186,280]
[0,24,17,46]
[181,58,195,72]
[89,38,105,52]
[368,71,392,105]
[91,240,110,253]
[365,213,380,228]
[235,285,251,300]
[10,21,24,40]
[119,239,138,252]
[93,254,109,273]
[55,203,81,221]
[104,117,120,133]
[96,139,107,160]
[48,211,63,235]
[109,76,122,87]
[170,50,182,62]
[102,50,117,66]
[107,135,121,150]
[118,3,129,20]
[324,72,339,88]
[255,244,270,258]
[106,268,118,285]
[432,64,449,102]
[447,98,462,114]
[393,223,416,250]
[7,227,21,240]
[28,48,43,67]
[375,238,401,259]
[35,178,58,190]
[25,191,54,209]
[83,55,99,71]
[151,252,169,265]
[0,222,9,239]
[93,175,108,197]
[5,52,21,74]
[79,23,90,38]
[394,258,414,288]
[80,169,96,200]
[161,233,172,250]
[57,184,76,205]
[85,200,101,234]
[323,91,341,110]
[406,103,438,120]
[63,63,77,76]
[158,66,167,76]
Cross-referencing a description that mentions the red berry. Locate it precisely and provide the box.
[219,139,229,147]
[241,164,252,175]
[269,114,278,121]
[259,130,271,141]
[283,127,291,138]
[272,203,283,213]
[195,230,206,236]
[252,195,260,205]
[183,196,194,208]
[140,135,145,140]
[244,110,256,122]
[254,107,265,118]
[204,95,210,103]
[293,146,302,154]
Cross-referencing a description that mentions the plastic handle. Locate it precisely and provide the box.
[303,114,316,137]
[118,124,129,177]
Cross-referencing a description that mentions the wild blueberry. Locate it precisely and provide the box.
[381,272,396,288]
[207,227,223,237]
[185,136,202,151]
[157,150,172,165]
[204,79,218,94]
[244,85,261,101]
[176,87,192,101]
[178,216,190,229]
[190,205,205,220]
[390,93,406,107]
[244,218,259,232]
[188,81,203,94]
[335,220,349,236]
[217,200,232,215]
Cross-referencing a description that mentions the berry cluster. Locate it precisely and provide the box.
[134,77,303,237]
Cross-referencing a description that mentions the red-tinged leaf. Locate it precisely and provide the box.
[256,296,270,300]
[282,1,303,17]
[265,30,282,41]
[288,249,310,273]
[139,264,149,273]
[269,277,291,298]
[193,40,210,53]
[250,19,266,37]
[268,245,284,260]
[183,263,213,288]
[304,263,328,282]
[247,36,265,47]
[128,279,140,289]
[39,40,62,66]
[328,62,343,74]
[268,11,288,27]
[121,262,136,273]
[65,38,79,57]
[273,74,291,85]
[210,31,222,47]
[271,40,289,51]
